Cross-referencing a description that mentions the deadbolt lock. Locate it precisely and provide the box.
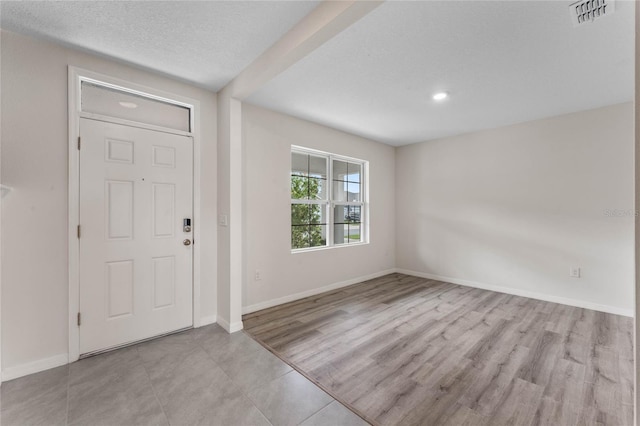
[183,218,192,233]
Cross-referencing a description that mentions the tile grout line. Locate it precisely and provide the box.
[243,330,375,425]
[240,369,307,426]
[240,331,339,425]
[192,328,275,425]
[64,365,71,426]
[135,346,172,426]
[294,398,334,426]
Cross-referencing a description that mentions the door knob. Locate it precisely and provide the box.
[183,239,191,246]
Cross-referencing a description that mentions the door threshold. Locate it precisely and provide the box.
[79,326,193,359]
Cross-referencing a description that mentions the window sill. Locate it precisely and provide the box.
[291,241,369,254]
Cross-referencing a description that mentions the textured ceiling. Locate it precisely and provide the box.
[1,1,634,146]
[247,1,635,146]
[0,0,320,91]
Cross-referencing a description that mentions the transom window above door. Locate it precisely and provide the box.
[81,81,191,132]
[291,146,368,251]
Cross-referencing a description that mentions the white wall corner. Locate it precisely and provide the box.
[228,321,244,333]
[228,98,244,327]
[216,315,244,333]
[199,314,217,327]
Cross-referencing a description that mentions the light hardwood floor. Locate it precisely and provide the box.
[244,273,634,426]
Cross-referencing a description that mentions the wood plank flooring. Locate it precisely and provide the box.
[243,273,634,426]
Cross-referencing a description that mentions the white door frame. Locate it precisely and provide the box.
[68,67,202,362]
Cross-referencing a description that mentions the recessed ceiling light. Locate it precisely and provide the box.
[432,92,448,101]
[119,101,138,109]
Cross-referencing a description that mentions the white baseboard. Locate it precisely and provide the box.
[2,315,217,382]
[216,315,244,333]
[199,314,217,327]
[228,321,244,332]
[1,353,69,382]
[242,268,397,315]
[216,316,231,332]
[396,268,634,318]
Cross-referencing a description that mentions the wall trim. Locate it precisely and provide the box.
[1,353,69,383]
[4,267,630,383]
[216,315,244,333]
[228,321,244,333]
[396,268,634,318]
[242,269,397,315]
[199,314,217,327]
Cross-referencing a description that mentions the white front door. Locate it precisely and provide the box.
[79,118,193,355]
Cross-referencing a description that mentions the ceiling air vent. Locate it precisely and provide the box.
[569,0,614,26]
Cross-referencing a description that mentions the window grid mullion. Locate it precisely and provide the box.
[335,202,364,207]
[291,199,327,205]
[328,155,334,247]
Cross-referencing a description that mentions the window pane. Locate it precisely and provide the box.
[310,177,327,200]
[334,205,347,224]
[334,205,361,224]
[333,181,359,202]
[333,180,348,202]
[348,224,361,243]
[309,204,327,225]
[333,160,348,181]
[309,225,327,247]
[347,205,361,223]
[347,182,360,202]
[82,82,190,132]
[291,152,308,176]
[292,224,327,249]
[333,223,361,245]
[333,161,361,202]
[291,175,307,199]
[291,176,326,200]
[291,204,309,225]
[347,163,361,183]
[333,224,349,245]
[309,155,327,179]
[291,226,310,249]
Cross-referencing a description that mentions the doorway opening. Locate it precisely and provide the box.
[68,68,202,361]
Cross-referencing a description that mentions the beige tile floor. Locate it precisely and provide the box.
[0,324,368,426]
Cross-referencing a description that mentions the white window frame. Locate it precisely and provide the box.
[291,145,369,253]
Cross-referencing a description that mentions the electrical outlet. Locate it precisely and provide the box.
[254,269,261,281]
[569,267,581,278]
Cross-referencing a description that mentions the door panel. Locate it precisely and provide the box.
[105,180,134,240]
[152,256,175,309]
[79,118,193,354]
[152,183,175,238]
[105,260,134,318]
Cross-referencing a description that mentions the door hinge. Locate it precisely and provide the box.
[77,225,81,238]
[77,136,81,150]
[77,312,81,326]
